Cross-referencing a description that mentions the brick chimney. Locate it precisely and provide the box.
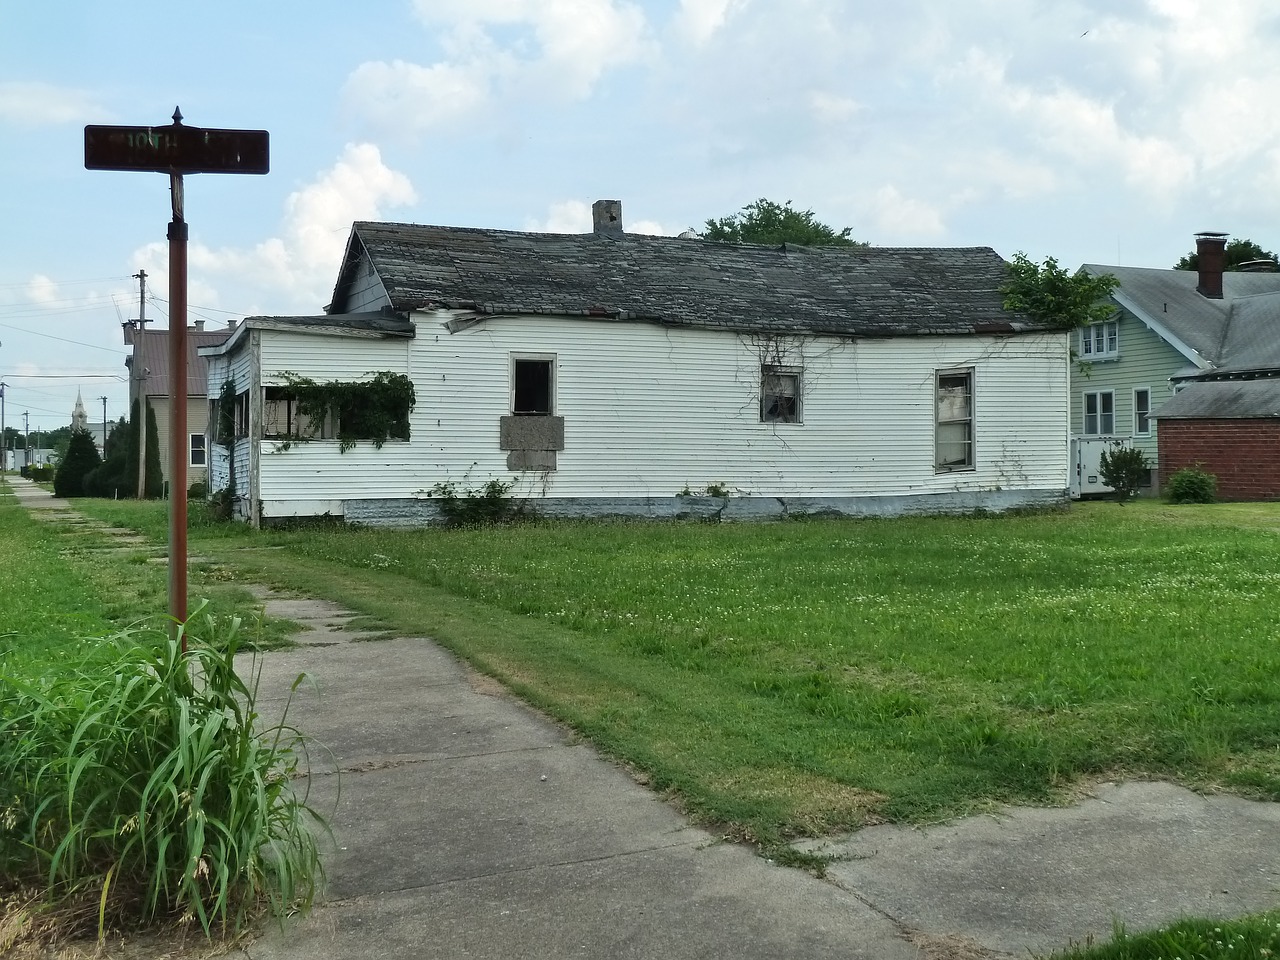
[592,199,623,239]
[1195,231,1228,299]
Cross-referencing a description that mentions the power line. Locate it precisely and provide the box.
[0,320,128,354]
[0,275,132,290]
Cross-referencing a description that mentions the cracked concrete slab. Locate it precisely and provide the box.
[805,781,1280,956]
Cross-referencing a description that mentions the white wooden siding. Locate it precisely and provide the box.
[259,329,410,383]
[341,254,392,314]
[254,315,1070,502]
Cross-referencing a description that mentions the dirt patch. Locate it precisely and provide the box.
[904,929,1010,960]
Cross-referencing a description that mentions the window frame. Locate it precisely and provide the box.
[935,367,975,472]
[1079,319,1119,360]
[1133,387,1151,437]
[759,364,803,424]
[511,354,556,416]
[189,432,206,467]
[1083,389,1116,436]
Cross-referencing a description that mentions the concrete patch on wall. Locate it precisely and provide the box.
[331,488,1066,527]
[344,498,445,527]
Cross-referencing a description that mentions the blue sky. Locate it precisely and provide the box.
[3,0,1280,433]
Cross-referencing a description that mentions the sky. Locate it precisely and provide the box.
[3,0,1280,435]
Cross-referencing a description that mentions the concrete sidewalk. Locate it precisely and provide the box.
[9,476,1280,958]
[243,589,1280,960]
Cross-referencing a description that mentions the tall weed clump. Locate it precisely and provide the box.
[0,615,323,937]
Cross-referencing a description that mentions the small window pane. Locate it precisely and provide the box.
[761,367,800,423]
[514,359,553,415]
[190,433,206,467]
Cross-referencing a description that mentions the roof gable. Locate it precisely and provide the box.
[1081,263,1280,373]
[329,221,1047,338]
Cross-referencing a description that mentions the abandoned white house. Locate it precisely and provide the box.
[201,201,1072,526]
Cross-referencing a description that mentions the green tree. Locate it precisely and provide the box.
[702,198,864,247]
[84,417,132,498]
[1175,238,1278,271]
[53,428,102,498]
[1000,253,1119,329]
[143,402,163,499]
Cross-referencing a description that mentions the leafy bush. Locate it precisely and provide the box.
[188,479,209,499]
[0,615,323,938]
[429,478,526,527]
[1098,444,1149,501]
[1165,465,1217,504]
[22,464,55,482]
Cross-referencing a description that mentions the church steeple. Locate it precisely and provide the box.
[72,389,89,432]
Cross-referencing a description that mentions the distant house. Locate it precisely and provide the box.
[124,320,232,491]
[1078,233,1280,499]
[202,201,1073,527]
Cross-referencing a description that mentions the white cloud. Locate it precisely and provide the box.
[0,82,100,126]
[343,59,496,136]
[866,186,946,240]
[130,144,417,317]
[25,275,60,306]
[347,0,655,135]
[628,219,671,236]
[673,0,746,46]
[526,200,591,234]
[808,91,861,125]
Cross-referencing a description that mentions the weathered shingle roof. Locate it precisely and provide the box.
[1155,379,1280,419]
[331,222,1046,337]
[123,325,231,398]
[242,312,414,336]
[1080,263,1280,374]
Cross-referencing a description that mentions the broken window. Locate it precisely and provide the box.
[513,357,554,415]
[936,368,974,471]
[264,386,333,439]
[760,365,801,423]
[234,391,250,438]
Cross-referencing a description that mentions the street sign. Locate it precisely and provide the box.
[85,122,269,174]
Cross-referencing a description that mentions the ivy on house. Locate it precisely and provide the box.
[275,371,415,452]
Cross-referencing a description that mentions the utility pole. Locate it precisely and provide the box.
[22,410,29,469]
[133,269,147,498]
[0,375,7,477]
[99,396,109,456]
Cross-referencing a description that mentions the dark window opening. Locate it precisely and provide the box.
[514,359,553,415]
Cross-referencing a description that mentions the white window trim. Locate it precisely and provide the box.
[1079,319,1120,361]
[189,432,207,467]
[510,353,557,416]
[935,367,975,472]
[1133,386,1152,437]
[1082,389,1116,436]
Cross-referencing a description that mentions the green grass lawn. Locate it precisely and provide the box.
[75,495,1280,847]
[41,492,1280,957]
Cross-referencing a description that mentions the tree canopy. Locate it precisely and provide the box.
[1000,253,1119,329]
[702,198,864,247]
[1175,238,1278,271]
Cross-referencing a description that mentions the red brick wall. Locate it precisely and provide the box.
[1158,419,1280,500]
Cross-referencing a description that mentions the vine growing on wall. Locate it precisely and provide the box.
[276,371,415,452]
[213,380,238,520]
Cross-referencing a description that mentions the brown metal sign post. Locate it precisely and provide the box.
[86,108,268,648]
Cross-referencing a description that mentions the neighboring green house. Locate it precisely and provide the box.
[1075,233,1280,495]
